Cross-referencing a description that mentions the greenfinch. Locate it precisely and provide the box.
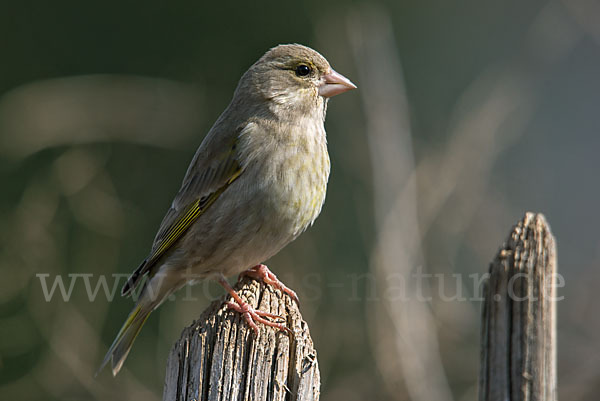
[99,44,356,376]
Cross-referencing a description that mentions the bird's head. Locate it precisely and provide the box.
[238,44,356,117]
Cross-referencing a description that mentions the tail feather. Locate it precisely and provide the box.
[96,305,151,376]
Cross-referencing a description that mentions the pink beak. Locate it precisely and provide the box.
[319,69,357,98]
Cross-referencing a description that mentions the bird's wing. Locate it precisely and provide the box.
[121,135,243,296]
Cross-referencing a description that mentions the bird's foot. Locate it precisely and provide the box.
[224,300,291,335]
[218,275,292,336]
[240,264,300,304]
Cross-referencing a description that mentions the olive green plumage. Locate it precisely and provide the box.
[98,44,356,376]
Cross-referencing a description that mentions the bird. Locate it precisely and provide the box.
[98,44,356,376]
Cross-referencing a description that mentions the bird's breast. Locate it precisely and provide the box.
[245,122,330,240]
[181,119,330,276]
[272,139,330,236]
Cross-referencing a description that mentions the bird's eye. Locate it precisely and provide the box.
[295,64,311,77]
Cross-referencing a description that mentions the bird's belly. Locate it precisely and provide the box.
[266,168,327,237]
[181,144,329,279]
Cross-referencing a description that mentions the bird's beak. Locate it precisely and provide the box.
[319,69,357,98]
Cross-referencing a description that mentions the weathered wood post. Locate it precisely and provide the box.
[163,277,320,401]
[479,212,557,401]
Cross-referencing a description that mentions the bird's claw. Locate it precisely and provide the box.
[225,301,292,335]
[240,264,300,305]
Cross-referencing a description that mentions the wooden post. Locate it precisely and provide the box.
[162,277,320,401]
[479,212,557,401]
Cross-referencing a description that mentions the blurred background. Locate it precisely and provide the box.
[1,0,600,400]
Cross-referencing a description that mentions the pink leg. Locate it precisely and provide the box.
[217,275,291,335]
[240,264,300,305]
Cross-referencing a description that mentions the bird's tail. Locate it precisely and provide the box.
[97,304,151,376]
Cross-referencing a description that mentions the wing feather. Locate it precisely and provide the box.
[121,138,243,296]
